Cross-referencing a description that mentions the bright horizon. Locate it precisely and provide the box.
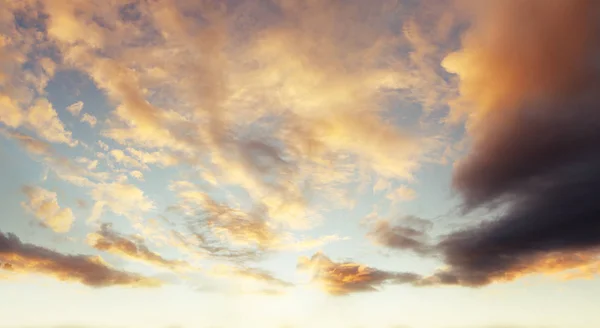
[1,0,600,327]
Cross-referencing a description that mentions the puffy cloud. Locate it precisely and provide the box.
[87,223,187,270]
[0,1,61,131]
[367,216,433,256]
[0,231,161,287]
[0,90,23,128]
[434,0,600,286]
[21,186,75,233]
[129,170,144,181]
[66,101,84,116]
[80,113,97,127]
[298,252,422,296]
[89,182,154,223]
[97,140,109,151]
[0,27,27,128]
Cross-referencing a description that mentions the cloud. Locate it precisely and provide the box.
[21,186,75,233]
[367,216,433,256]
[80,113,97,127]
[230,266,293,288]
[66,101,84,116]
[298,252,422,296]
[386,185,417,202]
[89,182,154,223]
[0,231,160,287]
[87,223,186,270]
[210,264,293,288]
[26,98,77,147]
[97,140,109,151]
[1,129,53,156]
[109,149,145,170]
[183,192,279,261]
[129,170,144,181]
[2,130,108,187]
[125,148,177,167]
[27,0,454,234]
[434,0,600,285]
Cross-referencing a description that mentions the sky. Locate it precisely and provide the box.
[1,0,600,327]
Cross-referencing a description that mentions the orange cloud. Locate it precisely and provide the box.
[298,252,421,296]
[0,231,160,288]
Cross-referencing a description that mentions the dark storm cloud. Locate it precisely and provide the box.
[0,231,161,287]
[435,0,600,285]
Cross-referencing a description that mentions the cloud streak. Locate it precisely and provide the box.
[0,231,160,287]
[87,223,187,270]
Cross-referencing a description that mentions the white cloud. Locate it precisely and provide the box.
[66,101,84,116]
[81,113,97,127]
[130,170,144,181]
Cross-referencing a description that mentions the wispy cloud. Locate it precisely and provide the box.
[87,223,187,270]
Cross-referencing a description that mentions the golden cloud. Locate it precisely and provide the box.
[13,0,452,233]
[298,252,421,296]
[89,182,154,223]
[21,186,75,233]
